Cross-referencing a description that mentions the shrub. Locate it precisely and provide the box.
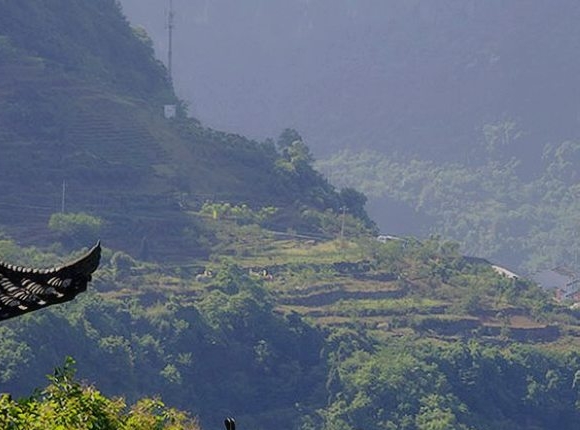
[48,212,103,245]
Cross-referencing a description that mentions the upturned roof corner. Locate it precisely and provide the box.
[0,242,101,321]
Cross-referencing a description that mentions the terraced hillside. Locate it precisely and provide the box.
[0,54,183,253]
[94,225,580,348]
[2,221,579,430]
[264,242,568,344]
[0,0,356,260]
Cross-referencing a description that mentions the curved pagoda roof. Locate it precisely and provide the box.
[0,242,101,321]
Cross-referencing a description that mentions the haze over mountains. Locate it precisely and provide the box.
[0,0,360,260]
[119,0,580,162]
[117,0,580,273]
[3,3,580,429]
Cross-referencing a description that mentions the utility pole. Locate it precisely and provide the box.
[340,206,346,241]
[167,0,175,79]
[61,180,66,213]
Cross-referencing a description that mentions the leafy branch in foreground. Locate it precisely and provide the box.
[0,357,199,430]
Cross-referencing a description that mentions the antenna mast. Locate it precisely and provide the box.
[167,0,175,79]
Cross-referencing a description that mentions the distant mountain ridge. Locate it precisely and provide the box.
[119,0,580,167]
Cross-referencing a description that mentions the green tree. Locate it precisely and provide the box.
[0,357,199,430]
[277,128,303,154]
[48,212,103,245]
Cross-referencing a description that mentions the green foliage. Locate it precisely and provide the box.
[415,394,467,430]
[111,251,136,280]
[320,339,580,430]
[329,297,444,317]
[0,239,23,263]
[321,346,468,430]
[298,208,372,239]
[39,357,123,430]
[131,26,154,53]
[276,128,303,154]
[7,1,580,428]
[0,0,378,261]
[48,212,103,245]
[200,202,278,225]
[0,258,326,429]
[339,187,373,226]
[0,238,65,268]
[482,120,522,158]
[318,147,580,272]
[0,357,198,430]
[0,326,32,383]
[0,0,172,100]
[0,231,579,430]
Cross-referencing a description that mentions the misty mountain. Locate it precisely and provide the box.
[119,0,580,163]
[2,4,580,430]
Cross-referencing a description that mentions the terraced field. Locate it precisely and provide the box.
[95,234,577,345]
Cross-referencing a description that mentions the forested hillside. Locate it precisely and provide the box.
[2,228,580,429]
[119,0,580,278]
[120,0,580,165]
[0,0,365,260]
[318,144,580,274]
[1,1,580,430]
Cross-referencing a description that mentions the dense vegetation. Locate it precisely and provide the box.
[318,140,580,274]
[0,358,198,430]
[0,0,368,260]
[1,1,580,429]
[322,338,580,430]
[119,0,580,277]
[0,0,171,100]
[2,227,580,429]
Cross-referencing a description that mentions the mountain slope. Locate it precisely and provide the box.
[0,0,359,258]
[2,230,580,430]
[120,0,580,166]
[4,4,580,430]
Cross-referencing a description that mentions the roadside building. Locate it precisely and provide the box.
[532,266,580,302]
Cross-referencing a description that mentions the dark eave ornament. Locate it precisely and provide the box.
[0,241,101,321]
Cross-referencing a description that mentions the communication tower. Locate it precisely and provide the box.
[166,0,175,79]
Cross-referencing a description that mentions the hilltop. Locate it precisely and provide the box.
[0,0,367,259]
[114,0,580,278]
